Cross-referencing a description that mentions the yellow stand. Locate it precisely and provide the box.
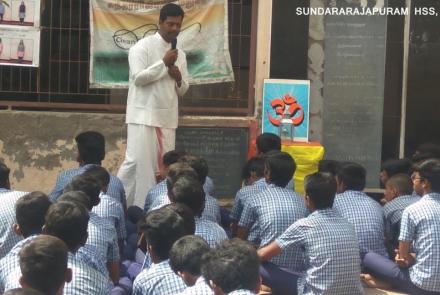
[281,141,325,194]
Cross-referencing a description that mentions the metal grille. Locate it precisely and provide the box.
[0,0,255,114]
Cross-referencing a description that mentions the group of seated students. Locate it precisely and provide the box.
[0,131,439,295]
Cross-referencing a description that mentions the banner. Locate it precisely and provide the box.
[90,0,234,88]
[0,26,39,66]
[262,79,310,142]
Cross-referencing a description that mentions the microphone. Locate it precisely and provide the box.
[171,38,177,50]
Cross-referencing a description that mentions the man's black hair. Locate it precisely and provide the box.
[318,159,340,176]
[264,151,296,187]
[43,201,89,252]
[75,131,105,165]
[166,162,198,192]
[159,3,185,22]
[83,165,110,188]
[256,133,281,154]
[241,157,265,182]
[201,239,260,294]
[165,203,196,235]
[169,235,210,276]
[178,155,208,185]
[168,175,205,217]
[19,235,68,295]
[412,142,440,163]
[57,191,90,211]
[163,150,186,167]
[381,158,412,177]
[386,174,413,196]
[336,162,366,191]
[413,158,440,193]
[15,192,51,238]
[139,206,186,261]
[63,175,101,209]
[0,162,10,188]
[304,172,337,209]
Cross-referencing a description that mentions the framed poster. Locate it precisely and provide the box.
[262,79,310,142]
[0,26,39,66]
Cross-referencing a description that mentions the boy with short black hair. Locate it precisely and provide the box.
[18,235,71,295]
[62,174,120,284]
[50,131,126,208]
[258,172,363,295]
[317,159,339,176]
[169,235,212,295]
[133,207,187,295]
[237,151,307,272]
[362,159,440,294]
[383,174,420,253]
[14,192,51,239]
[379,158,412,186]
[202,239,261,295]
[256,133,281,155]
[333,161,387,257]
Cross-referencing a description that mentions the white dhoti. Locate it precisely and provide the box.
[117,123,175,208]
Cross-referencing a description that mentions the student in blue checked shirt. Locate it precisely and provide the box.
[82,166,127,254]
[201,239,261,295]
[237,151,308,272]
[0,162,28,258]
[362,159,440,294]
[18,235,71,295]
[169,235,213,295]
[258,172,364,295]
[133,207,188,295]
[62,175,120,284]
[333,161,388,257]
[382,174,420,256]
[49,131,127,210]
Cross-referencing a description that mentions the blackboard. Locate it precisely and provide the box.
[322,1,387,188]
[176,128,249,198]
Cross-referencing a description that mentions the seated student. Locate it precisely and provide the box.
[256,133,294,191]
[62,175,120,284]
[49,131,126,209]
[169,235,212,295]
[0,162,28,258]
[383,174,420,254]
[379,158,412,187]
[333,162,388,257]
[202,239,261,295]
[18,235,71,295]
[258,172,363,295]
[4,288,44,295]
[230,157,266,237]
[2,201,112,294]
[82,166,126,251]
[169,175,228,248]
[132,207,188,295]
[144,150,186,212]
[0,192,52,292]
[362,159,440,294]
[151,155,221,223]
[237,151,307,272]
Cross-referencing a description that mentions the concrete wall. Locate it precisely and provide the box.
[0,110,127,194]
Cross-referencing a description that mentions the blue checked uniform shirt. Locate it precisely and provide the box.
[76,244,110,277]
[150,192,221,224]
[195,217,228,248]
[230,178,267,222]
[144,180,167,212]
[333,190,388,257]
[88,212,120,263]
[0,189,27,258]
[399,193,440,292]
[93,192,127,240]
[49,164,127,206]
[239,184,308,271]
[383,194,420,250]
[177,276,213,295]
[276,209,363,295]
[133,259,186,295]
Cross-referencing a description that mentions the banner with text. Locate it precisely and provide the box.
[90,0,234,88]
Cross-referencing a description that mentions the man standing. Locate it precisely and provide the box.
[118,3,189,208]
